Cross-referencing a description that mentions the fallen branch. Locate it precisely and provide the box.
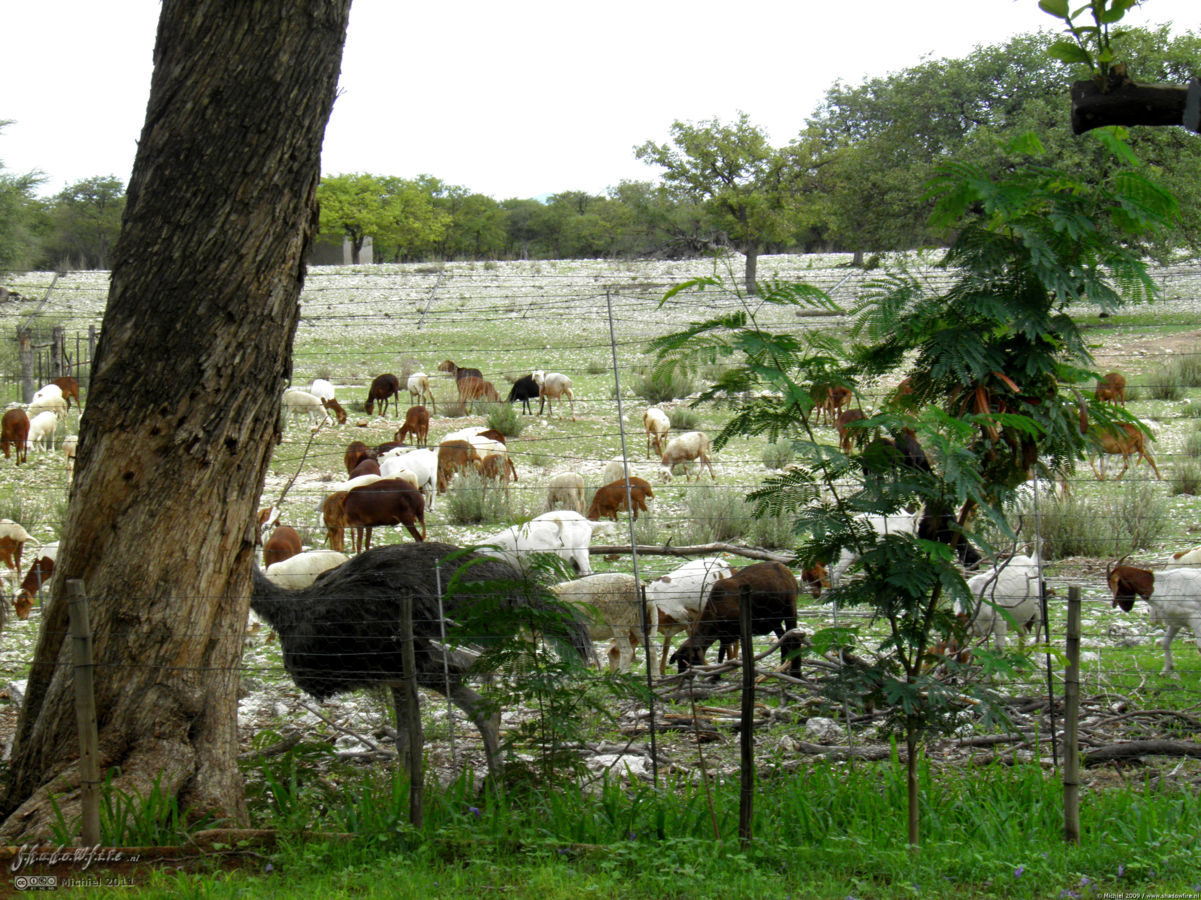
[1084,740,1201,765]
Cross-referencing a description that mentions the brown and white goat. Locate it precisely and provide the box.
[1107,559,1201,675]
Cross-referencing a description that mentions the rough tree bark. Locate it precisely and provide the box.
[0,0,352,839]
[1071,77,1200,134]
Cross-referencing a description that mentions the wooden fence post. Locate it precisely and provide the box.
[67,580,101,847]
[17,328,34,403]
[738,581,754,847]
[1064,585,1081,843]
[400,593,423,829]
[51,325,65,378]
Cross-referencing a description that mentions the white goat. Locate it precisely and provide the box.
[406,372,436,410]
[282,388,330,428]
[477,510,600,576]
[27,411,58,452]
[959,554,1044,651]
[308,378,336,402]
[1171,546,1201,566]
[601,456,628,488]
[644,557,734,675]
[62,434,78,477]
[380,448,437,509]
[546,472,586,514]
[264,549,349,590]
[643,407,670,459]
[532,370,575,418]
[660,431,715,481]
[828,510,920,584]
[1109,564,1201,675]
[553,573,657,673]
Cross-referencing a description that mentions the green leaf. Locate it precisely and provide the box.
[1037,0,1070,19]
[1047,40,1092,64]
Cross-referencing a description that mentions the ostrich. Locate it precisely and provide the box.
[249,541,592,780]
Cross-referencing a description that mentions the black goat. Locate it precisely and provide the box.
[250,541,591,779]
[507,373,540,414]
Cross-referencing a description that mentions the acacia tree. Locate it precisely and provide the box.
[636,113,797,293]
[0,123,41,276]
[0,0,352,839]
[35,176,126,270]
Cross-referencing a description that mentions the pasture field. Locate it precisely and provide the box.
[4,254,1201,895]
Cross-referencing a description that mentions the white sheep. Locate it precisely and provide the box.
[645,557,734,675]
[660,431,715,481]
[62,434,78,477]
[828,510,919,584]
[546,472,586,514]
[1171,546,1201,566]
[959,554,1043,651]
[282,388,330,428]
[552,572,657,673]
[309,378,336,402]
[643,407,670,458]
[264,549,350,590]
[532,370,575,418]
[28,385,67,420]
[380,448,437,509]
[1109,564,1201,675]
[406,372,436,411]
[477,510,600,577]
[601,456,628,488]
[27,411,58,452]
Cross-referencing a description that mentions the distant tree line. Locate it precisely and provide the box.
[3,28,1198,277]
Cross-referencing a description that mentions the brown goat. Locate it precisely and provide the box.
[587,477,655,521]
[349,458,381,479]
[51,376,81,410]
[14,554,54,620]
[322,491,348,553]
[480,453,519,498]
[263,525,303,568]
[812,383,853,426]
[1,408,29,464]
[322,397,348,424]
[1088,422,1160,480]
[1094,372,1127,406]
[670,562,802,674]
[456,375,500,412]
[835,409,868,454]
[436,439,483,493]
[438,359,484,382]
[364,373,401,417]
[343,440,376,476]
[344,478,427,551]
[395,406,430,448]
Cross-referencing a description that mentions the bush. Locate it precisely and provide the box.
[1170,458,1201,496]
[632,367,695,404]
[1182,399,1201,419]
[442,471,511,525]
[678,484,753,544]
[1124,383,1144,403]
[1170,348,1201,388]
[668,407,700,431]
[761,441,794,469]
[1147,377,1183,402]
[1036,481,1168,559]
[487,402,524,437]
[1185,430,1201,458]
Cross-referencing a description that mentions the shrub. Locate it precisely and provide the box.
[1170,348,1201,388]
[632,367,695,404]
[487,402,524,437]
[1124,383,1144,403]
[442,471,511,524]
[1185,430,1201,458]
[1183,399,1201,419]
[668,407,700,431]
[761,441,794,470]
[678,484,753,544]
[1147,377,1183,401]
[1170,458,1201,496]
[1036,481,1167,559]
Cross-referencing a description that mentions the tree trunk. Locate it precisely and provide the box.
[0,0,351,841]
[743,246,759,296]
[1070,78,1197,135]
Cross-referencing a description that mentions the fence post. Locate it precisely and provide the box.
[51,325,65,378]
[738,581,754,847]
[1063,585,1081,843]
[67,580,101,847]
[17,328,34,403]
[399,593,424,829]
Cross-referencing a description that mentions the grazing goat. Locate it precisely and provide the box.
[349,457,382,479]
[959,554,1044,651]
[249,541,593,781]
[263,525,303,568]
[532,370,575,418]
[406,372,436,412]
[14,546,57,620]
[812,383,853,426]
[480,452,518,499]
[660,431,716,481]
[553,573,658,673]
[1,408,29,464]
[309,378,336,401]
[437,359,483,383]
[829,510,919,584]
[1095,372,1127,406]
[457,375,501,412]
[601,456,628,488]
[282,388,332,428]
[670,562,802,674]
[364,374,401,417]
[1172,546,1201,566]
[477,510,599,576]
[264,549,349,590]
[322,491,348,552]
[62,434,78,478]
[587,477,654,521]
[322,397,348,424]
[380,448,438,510]
[28,384,67,419]
[345,477,427,550]
[50,376,81,410]
[0,519,31,578]
[1108,560,1201,675]
[645,557,734,675]
[436,439,483,494]
[27,411,58,452]
[344,440,376,476]
[643,407,670,459]
[546,472,586,514]
[836,409,868,454]
[508,374,540,414]
[395,406,430,448]
[1088,422,1160,481]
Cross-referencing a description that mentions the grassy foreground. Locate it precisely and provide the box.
[51,753,1201,899]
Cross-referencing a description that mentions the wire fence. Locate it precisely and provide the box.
[2,255,1201,781]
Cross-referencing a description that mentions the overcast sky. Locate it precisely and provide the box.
[4,1,1197,201]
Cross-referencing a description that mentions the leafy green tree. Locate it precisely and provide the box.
[651,129,1176,846]
[636,113,798,293]
[35,176,125,270]
[316,173,448,263]
[0,122,42,275]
